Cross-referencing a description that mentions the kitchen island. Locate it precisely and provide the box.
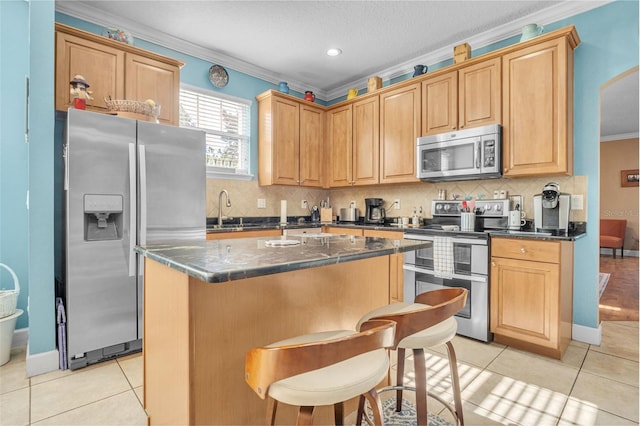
[135,234,427,425]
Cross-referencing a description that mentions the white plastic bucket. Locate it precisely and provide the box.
[0,309,23,365]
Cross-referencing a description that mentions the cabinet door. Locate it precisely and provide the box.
[491,257,560,349]
[269,97,300,185]
[352,97,379,186]
[125,54,180,125]
[56,31,125,113]
[502,38,572,176]
[458,58,501,129]
[327,105,353,187]
[363,229,404,302]
[299,104,324,187]
[421,71,457,135]
[380,84,420,183]
[323,226,363,236]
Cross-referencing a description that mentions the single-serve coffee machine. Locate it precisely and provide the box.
[533,182,571,235]
[365,198,386,224]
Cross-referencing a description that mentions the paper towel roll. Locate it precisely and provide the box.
[280,200,287,224]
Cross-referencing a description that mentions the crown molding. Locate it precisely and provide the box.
[601,132,639,142]
[56,1,611,102]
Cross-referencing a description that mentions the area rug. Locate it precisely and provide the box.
[599,272,611,298]
[362,397,452,426]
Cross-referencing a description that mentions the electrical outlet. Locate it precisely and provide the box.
[571,194,584,210]
[301,200,308,209]
[257,198,266,209]
[393,199,401,210]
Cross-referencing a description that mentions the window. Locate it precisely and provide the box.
[179,84,252,179]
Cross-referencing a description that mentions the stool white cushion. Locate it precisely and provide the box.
[267,330,390,407]
[357,303,458,349]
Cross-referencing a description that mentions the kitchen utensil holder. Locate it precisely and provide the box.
[460,213,475,232]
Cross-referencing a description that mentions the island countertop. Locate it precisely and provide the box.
[135,234,428,283]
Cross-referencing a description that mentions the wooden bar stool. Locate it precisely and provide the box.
[245,319,396,425]
[356,288,468,426]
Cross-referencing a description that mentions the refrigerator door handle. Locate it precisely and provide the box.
[128,143,137,277]
[139,144,147,245]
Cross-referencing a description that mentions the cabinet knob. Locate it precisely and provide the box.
[520,247,526,253]
[491,261,496,267]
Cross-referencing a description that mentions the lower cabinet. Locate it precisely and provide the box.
[490,238,573,359]
[363,229,405,303]
[323,227,405,302]
[206,229,281,240]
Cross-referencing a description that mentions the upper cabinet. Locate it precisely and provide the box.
[422,57,501,135]
[257,91,324,187]
[55,23,183,125]
[502,30,579,177]
[327,97,379,187]
[256,26,579,186]
[380,83,421,184]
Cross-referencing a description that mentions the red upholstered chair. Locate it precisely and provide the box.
[600,219,627,258]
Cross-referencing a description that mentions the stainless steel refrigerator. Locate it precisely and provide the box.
[63,109,205,369]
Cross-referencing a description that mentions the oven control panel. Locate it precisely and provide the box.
[432,199,509,217]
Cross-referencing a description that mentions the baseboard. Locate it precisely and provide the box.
[12,326,28,348]
[572,323,602,345]
[26,343,60,377]
[600,248,639,257]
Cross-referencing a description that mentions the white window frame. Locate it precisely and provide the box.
[179,83,253,180]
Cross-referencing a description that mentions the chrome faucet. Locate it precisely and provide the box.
[217,189,231,227]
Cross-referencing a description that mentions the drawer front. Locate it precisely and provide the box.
[491,238,560,263]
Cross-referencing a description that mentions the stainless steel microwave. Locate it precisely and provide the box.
[416,124,502,182]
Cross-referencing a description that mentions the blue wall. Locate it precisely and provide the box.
[1,1,637,360]
[1,0,55,352]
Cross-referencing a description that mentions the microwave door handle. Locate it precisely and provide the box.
[476,140,481,169]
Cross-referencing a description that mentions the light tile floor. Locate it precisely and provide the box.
[1,321,637,425]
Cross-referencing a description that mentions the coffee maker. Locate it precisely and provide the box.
[533,182,571,235]
[365,198,386,224]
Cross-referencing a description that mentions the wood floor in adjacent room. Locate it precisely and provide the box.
[599,254,639,321]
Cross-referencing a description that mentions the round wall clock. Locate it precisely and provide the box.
[209,65,229,88]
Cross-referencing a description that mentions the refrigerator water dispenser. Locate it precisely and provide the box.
[84,194,123,241]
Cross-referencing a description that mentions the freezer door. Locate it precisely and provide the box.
[136,120,206,336]
[65,109,138,358]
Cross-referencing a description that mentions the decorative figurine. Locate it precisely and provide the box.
[69,75,93,110]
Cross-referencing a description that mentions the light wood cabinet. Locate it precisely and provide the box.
[327,97,379,187]
[55,23,183,125]
[502,35,577,177]
[421,58,501,136]
[322,226,363,236]
[363,229,405,302]
[380,83,421,184]
[490,238,573,359]
[124,54,180,125]
[257,91,324,187]
[206,229,282,240]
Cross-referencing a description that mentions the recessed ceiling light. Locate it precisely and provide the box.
[326,48,342,57]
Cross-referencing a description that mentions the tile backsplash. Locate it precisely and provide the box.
[207,175,587,223]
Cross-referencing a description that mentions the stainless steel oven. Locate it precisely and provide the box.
[401,199,510,342]
[403,233,491,342]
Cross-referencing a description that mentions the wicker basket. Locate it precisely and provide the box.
[0,263,19,319]
[104,98,160,118]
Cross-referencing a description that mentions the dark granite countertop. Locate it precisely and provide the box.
[135,234,429,283]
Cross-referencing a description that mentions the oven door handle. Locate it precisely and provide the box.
[403,264,488,283]
[404,234,487,246]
